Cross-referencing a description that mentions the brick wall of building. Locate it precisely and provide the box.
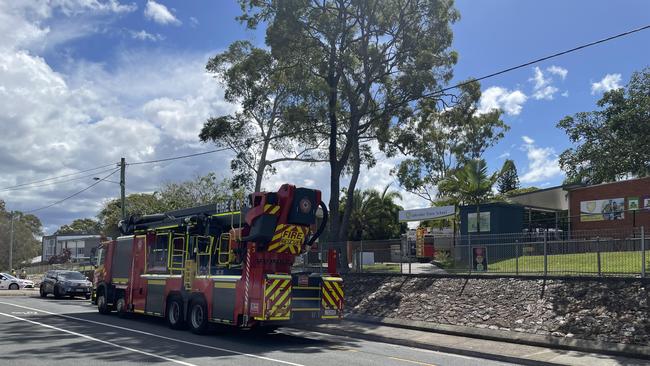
[569,177,650,231]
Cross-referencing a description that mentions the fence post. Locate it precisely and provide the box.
[543,232,548,277]
[400,242,403,274]
[515,240,519,276]
[642,226,646,278]
[596,237,602,277]
[468,232,472,274]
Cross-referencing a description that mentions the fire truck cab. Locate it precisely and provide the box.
[92,184,342,333]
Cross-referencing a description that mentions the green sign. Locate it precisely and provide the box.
[629,197,639,211]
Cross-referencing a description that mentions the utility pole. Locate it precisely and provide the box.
[120,157,126,221]
[9,211,15,271]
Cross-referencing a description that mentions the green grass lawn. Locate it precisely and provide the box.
[360,263,401,273]
[487,250,648,275]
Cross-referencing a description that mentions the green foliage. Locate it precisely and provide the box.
[0,200,43,270]
[200,41,325,192]
[557,67,650,184]
[55,218,102,235]
[98,173,237,239]
[237,0,460,248]
[503,186,539,197]
[340,185,407,241]
[438,159,500,206]
[496,159,519,194]
[392,81,508,202]
[158,173,238,209]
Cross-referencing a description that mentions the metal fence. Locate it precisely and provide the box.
[19,227,649,278]
[311,227,649,277]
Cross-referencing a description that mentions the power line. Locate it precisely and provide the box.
[434,23,650,95]
[127,24,650,167]
[1,163,118,191]
[25,168,120,214]
[7,24,650,209]
[127,128,325,166]
[0,168,117,192]
[127,148,231,166]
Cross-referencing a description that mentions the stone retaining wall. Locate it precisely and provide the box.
[343,275,650,346]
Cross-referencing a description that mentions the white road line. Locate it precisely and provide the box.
[0,301,304,366]
[0,311,198,366]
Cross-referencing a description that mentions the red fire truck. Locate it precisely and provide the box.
[92,184,343,333]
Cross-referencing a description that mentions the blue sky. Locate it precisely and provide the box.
[1,0,649,233]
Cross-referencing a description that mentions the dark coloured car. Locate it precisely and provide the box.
[40,270,92,299]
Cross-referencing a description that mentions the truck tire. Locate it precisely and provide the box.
[166,297,186,330]
[39,285,47,298]
[115,296,127,317]
[97,290,111,314]
[188,298,208,334]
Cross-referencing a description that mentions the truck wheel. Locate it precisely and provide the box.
[166,297,186,330]
[97,291,111,314]
[85,294,91,300]
[39,285,47,297]
[54,286,63,299]
[115,296,127,317]
[188,299,208,334]
[9,283,19,290]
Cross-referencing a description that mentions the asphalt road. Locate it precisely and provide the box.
[0,296,516,366]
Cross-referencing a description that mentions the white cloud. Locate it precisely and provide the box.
[498,152,510,159]
[547,65,568,80]
[54,0,137,16]
[0,1,136,52]
[189,16,199,27]
[144,0,181,26]
[0,5,236,233]
[130,29,164,41]
[519,136,563,183]
[591,73,622,94]
[529,66,559,100]
[561,91,569,97]
[0,0,435,235]
[478,86,527,116]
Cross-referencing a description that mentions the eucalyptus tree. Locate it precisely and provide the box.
[200,41,327,192]
[392,81,508,202]
[238,0,460,263]
[558,67,650,184]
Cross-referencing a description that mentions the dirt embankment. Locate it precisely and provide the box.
[343,275,650,346]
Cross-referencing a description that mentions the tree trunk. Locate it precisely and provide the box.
[254,134,272,192]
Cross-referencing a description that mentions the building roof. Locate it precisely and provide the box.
[506,185,569,211]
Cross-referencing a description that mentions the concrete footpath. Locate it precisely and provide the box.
[298,320,648,366]
[0,289,39,297]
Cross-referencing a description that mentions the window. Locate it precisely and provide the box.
[147,233,169,273]
[190,236,211,275]
[95,247,105,267]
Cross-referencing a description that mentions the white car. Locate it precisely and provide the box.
[0,273,34,289]
[0,273,22,290]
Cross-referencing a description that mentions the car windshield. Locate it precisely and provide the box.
[58,272,85,280]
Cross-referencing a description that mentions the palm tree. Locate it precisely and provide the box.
[438,159,501,232]
[341,184,406,240]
